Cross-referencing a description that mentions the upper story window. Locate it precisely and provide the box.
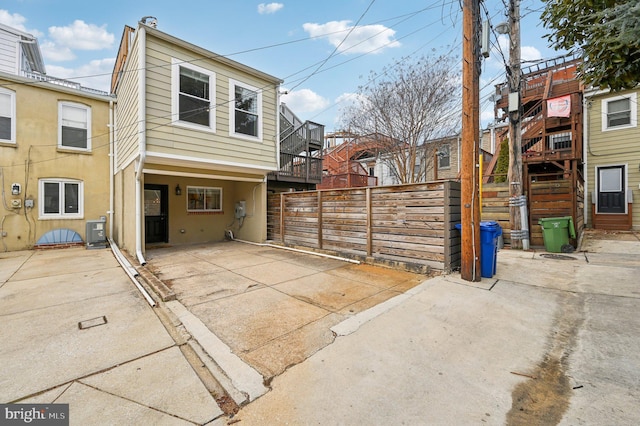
[39,179,83,219]
[172,59,215,132]
[602,92,637,131]
[0,88,16,144]
[187,186,222,212]
[438,144,451,169]
[59,102,91,150]
[230,79,262,140]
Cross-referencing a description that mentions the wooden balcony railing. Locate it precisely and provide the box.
[317,173,377,189]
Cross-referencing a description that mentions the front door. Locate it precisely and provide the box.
[597,165,626,214]
[144,184,168,244]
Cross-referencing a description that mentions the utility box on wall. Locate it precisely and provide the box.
[86,219,107,249]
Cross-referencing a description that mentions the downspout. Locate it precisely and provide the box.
[276,88,281,171]
[108,100,114,240]
[135,25,147,265]
[583,93,591,229]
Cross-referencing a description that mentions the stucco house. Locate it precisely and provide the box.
[110,18,283,263]
[583,86,640,230]
[0,23,112,252]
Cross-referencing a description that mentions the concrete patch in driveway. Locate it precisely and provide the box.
[274,272,384,312]
[0,268,132,315]
[80,346,222,423]
[0,289,174,402]
[188,287,330,353]
[150,259,226,281]
[168,270,264,307]
[242,313,343,380]
[0,251,31,285]
[233,260,318,286]
[9,248,120,281]
[45,382,194,425]
[326,263,424,290]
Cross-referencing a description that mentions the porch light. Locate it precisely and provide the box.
[175,184,182,195]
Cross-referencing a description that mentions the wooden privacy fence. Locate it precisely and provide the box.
[267,181,461,272]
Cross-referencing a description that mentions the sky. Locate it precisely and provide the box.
[1,0,566,133]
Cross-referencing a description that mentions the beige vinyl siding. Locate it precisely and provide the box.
[143,35,278,170]
[114,36,140,170]
[586,88,640,228]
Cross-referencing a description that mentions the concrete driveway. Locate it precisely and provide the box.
[0,248,223,424]
[143,241,428,389]
[218,231,640,425]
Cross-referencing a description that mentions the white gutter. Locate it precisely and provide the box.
[109,238,156,306]
[135,25,147,266]
[276,88,281,171]
[108,100,114,239]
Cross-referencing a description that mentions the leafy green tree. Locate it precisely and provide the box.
[541,0,640,91]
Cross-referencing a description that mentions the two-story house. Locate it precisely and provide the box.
[0,23,112,252]
[111,18,283,263]
[584,87,640,230]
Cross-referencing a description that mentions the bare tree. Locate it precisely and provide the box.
[340,54,460,184]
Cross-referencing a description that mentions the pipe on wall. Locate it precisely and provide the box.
[135,25,147,266]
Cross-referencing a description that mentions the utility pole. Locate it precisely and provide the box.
[507,0,524,249]
[461,0,481,281]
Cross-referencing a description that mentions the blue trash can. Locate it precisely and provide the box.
[479,221,502,278]
[454,221,502,278]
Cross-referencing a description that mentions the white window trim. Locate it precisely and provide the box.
[171,58,216,133]
[438,144,451,170]
[186,186,223,212]
[38,178,84,219]
[601,92,637,132]
[229,78,262,142]
[594,164,628,215]
[58,101,91,151]
[0,88,16,144]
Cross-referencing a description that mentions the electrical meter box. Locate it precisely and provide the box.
[86,219,107,249]
[235,201,246,219]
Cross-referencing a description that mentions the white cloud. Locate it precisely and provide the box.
[521,45,542,62]
[48,20,114,51]
[41,41,75,62]
[258,3,284,15]
[303,20,400,55]
[46,57,115,93]
[281,88,329,114]
[0,9,43,37]
[493,35,542,64]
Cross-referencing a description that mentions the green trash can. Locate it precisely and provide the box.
[538,216,576,253]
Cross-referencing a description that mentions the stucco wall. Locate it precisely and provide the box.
[0,76,111,251]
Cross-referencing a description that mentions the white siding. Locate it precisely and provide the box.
[0,30,18,75]
[586,88,640,228]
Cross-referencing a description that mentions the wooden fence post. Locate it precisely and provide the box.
[366,187,372,256]
[317,191,323,249]
[280,193,285,243]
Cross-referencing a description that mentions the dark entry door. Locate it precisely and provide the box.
[597,165,626,214]
[144,184,168,243]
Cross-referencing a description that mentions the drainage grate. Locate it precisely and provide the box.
[78,316,108,330]
[539,254,577,261]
